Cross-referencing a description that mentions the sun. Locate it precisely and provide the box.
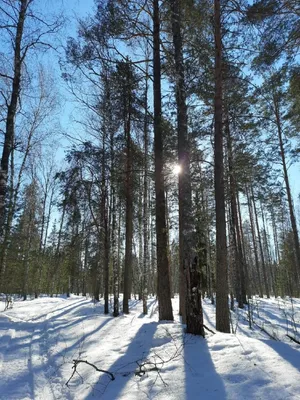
[173,164,182,174]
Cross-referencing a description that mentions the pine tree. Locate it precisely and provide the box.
[169,0,204,335]
[153,0,173,321]
[214,0,230,333]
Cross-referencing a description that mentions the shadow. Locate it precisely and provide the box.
[46,313,106,335]
[1,297,88,324]
[54,316,114,360]
[263,339,300,371]
[138,299,157,318]
[255,311,300,334]
[0,303,105,355]
[202,307,216,330]
[85,321,158,399]
[3,313,108,355]
[127,299,140,309]
[0,296,143,362]
[0,317,115,399]
[184,333,227,399]
[0,368,35,399]
[64,302,104,319]
[0,319,34,347]
[0,296,150,399]
[31,298,91,322]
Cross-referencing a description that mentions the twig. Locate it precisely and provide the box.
[66,330,184,392]
[286,334,300,345]
[203,324,216,335]
[253,321,278,341]
[135,360,159,377]
[66,359,115,387]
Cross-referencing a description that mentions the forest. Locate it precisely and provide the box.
[1,1,300,399]
[0,0,300,336]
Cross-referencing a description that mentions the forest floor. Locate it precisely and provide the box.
[0,294,300,400]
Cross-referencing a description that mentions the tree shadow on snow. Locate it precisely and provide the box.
[30,298,90,322]
[138,298,157,318]
[0,366,35,399]
[183,333,227,399]
[0,317,115,398]
[54,316,114,360]
[263,339,300,371]
[202,307,216,329]
[84,321,158,399]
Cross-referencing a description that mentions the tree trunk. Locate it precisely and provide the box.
[123,70,133,314]
[270,202,280,264]
[112,190,119,316]
[225,116,246,307]
[22,195,35,300]
[260,201,275,295]
[82,221,90,297]
[1,117,36,287]
[143,64,149,315]
[153,0,173,321]
[237,192,250,295]
[274,98,300,288]
[251,186,270,298]
[117,201,122,298]
[214,0,230,333]
[170,0,204,335]
[110,128,119,316]
[138,172,143,300]
[0,0,28,237]
[165,188,173,297]
[246,185,263,297]
[35,189,48,298]
[150,190,156,296]
[101,133,109,314]
[43,187,54,249]
[103,201,109,314]
[50,198,66,295]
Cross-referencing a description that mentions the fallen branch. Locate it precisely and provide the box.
[134,357,168,387]
[203,324,216,335]
[253,321,278,341]
[135,360,159,377]
[286,334,300,345]
[66,359,115,387]
[66,329,183,392]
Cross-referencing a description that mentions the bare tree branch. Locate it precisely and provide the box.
[66,359,115,387]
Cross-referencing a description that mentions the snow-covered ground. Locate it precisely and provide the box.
[0,294,300,400]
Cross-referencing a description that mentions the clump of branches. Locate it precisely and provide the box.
[65,327,188,393]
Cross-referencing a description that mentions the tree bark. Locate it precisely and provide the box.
[110,128,119,316]
[123,65,133,314]
[260,201,275,295]
[237,192,250,295]
[153,0,173,321]
[225,116,246,307]
[142,64,149,315]
[214,0,230,333]
[101,131,109,314]
[251,185,270,298]
[246,185,263,297]
[170,0,204,335]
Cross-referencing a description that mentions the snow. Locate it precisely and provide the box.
[0,295,300,399]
